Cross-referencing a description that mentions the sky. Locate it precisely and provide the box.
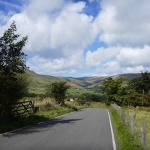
[0,0,150,77]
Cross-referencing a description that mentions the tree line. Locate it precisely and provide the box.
[100,72,150,107]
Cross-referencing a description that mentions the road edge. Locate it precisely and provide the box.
[107,109,117,150]
[0,109,83,135]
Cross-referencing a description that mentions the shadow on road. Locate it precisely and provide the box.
[2,118,82,138]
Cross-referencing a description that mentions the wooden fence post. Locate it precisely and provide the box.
[141,121,146,150]
[131,115,134,134]
[127,111,130,126]
[125,112,128,125]
[31,100,34,114]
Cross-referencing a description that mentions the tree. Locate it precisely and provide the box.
[80,93,102,102]
[100,75,150,107]
[0,21,28,77]
[100,77,127,105]
[45,81,70,106]
[129,71,150,94]
[0,21,28,120]
[0,74,30,120]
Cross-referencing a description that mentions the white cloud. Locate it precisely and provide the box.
[95,0,150,47]
[27,51,83,75]
[117,45,150,67]
[126,66,145,73]
[50,2,95,54]
[1,0,100,76]
[24,0,65,20]
[101,61,121,74]
[86,45,150,75]
[1,0,97,59]
[85,47,119,68]
[1,0,150,76]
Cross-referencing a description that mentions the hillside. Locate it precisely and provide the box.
[26,69,140,94]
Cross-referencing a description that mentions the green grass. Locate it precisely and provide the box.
[122,106,150,150]
[0,108,75,134]
[108,107,143,150]
[26,69,140,95]
[0,99,84,134]
[67,87,96,96]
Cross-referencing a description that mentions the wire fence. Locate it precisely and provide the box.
[111,103,149,150]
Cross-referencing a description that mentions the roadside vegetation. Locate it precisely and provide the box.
[122,106,150,149]
[100,71,150,107]
[0,99,85,133]
[100,71,150,150]
[108,106,143,150]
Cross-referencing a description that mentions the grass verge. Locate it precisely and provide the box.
[122,106,150,150]
[0,104,83,134]
[108,106,143,150]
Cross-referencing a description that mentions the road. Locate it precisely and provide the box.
[0,108,117,150]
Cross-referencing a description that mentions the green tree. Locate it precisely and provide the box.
[0,21,28,120]
[45,81,70,106]
[100,76,150,107]
[0,74,30,120]
[129,71,150,94]
[100,77,127,105]
[0,21,28,77]
[81,93,102,102]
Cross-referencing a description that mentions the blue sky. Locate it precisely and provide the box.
[0,0,150,77]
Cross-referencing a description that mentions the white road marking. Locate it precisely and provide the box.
[107,109,117,150]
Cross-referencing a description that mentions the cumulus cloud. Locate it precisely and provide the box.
[117,45,150,68]
[85,47,119,68]
[27,51,84,75]
[126,66,145,73]
[1,0,150,76]
[86,45,150,75]
[1,0,98,76]
[1,0,97,59]
[101,61,121,74]
[95,0,150,47]
[50,2,96,55]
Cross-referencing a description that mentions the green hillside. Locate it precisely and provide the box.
[26,70,64,94]
[26,69,140,94]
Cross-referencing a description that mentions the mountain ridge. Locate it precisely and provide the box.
[26,69,141,94]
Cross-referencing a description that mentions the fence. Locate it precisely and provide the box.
[12,100,34,117]
[111,103,149,150]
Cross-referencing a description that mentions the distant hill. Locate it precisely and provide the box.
[25,69,141,94]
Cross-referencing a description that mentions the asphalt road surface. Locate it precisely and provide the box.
[0,108,117,150]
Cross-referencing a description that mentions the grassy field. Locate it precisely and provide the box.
[122,106,150,149]
[67,87,97,96]
[108,106,143,150]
